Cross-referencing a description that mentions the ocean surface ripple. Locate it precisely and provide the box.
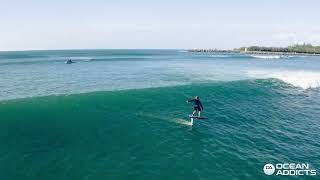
[0,50,320,179]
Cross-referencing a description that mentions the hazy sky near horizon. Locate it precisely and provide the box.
[1,0,320,50]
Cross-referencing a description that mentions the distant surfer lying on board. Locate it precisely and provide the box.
[186,96,203,117]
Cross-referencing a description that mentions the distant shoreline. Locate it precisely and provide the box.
[240,50,320,56]
[187,44,320,56]
[187,49,320,56]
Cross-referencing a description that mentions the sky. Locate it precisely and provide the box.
[1,0,320,50]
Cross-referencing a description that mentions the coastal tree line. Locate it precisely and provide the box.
[239,44,320,54]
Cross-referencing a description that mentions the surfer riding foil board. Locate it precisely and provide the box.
[186,96,207,125]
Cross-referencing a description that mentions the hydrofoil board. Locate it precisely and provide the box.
[189,115,208,119]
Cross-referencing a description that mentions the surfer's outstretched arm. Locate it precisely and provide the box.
[186,99,195,103]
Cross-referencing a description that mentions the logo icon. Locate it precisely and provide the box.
[264,164,275,175]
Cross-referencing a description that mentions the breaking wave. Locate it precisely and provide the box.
[247,70,320,89]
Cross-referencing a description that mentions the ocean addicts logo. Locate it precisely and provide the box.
[264,164,275,175]
[264,163,317,176]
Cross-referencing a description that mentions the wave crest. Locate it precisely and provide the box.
[247,70,320,89]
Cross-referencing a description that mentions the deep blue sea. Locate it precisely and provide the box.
[0,50,319,179]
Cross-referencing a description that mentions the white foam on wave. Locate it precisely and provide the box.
[247,70,320,89]
[250,55,281,59]
[70,56,93,61]
[136,113,192,126]
[174,118,192,126]
[210,55,231,58]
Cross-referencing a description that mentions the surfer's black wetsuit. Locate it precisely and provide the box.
[188,99,203,111]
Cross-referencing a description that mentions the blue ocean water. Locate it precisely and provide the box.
[1,50,320,100]
[0,50,320,179]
